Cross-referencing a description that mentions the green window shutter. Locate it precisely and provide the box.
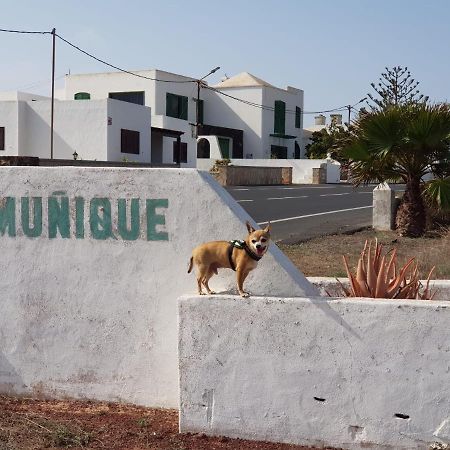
[198,99,204,124]
[274,100,286,135]
[295,106,301,128]
[180,96,188,120]
[166,93,178,118]
[74,92,90,100]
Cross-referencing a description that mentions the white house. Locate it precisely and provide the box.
[198,72,304,160]
[0,91,151,162]
[62,69,197,167]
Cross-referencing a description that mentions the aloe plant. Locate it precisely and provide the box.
[338,240,436,300]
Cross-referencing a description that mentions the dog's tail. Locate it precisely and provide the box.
[187,256,193,273]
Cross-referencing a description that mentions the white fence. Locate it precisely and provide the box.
[179,294,450,449]
[197,158,341,184]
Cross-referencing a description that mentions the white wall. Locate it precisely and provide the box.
[0,101,19,155]
[179,294,450,449]
[202,86,263,158]
[107,99,151,163]
[0,166,318,408]
[196,158,340,184]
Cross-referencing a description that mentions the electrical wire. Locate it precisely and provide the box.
[1,27,363,115]
[55,33,195,84]
[0,28,52,35]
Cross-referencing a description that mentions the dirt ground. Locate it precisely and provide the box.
[279,227,450,279]
[0,396,340,450]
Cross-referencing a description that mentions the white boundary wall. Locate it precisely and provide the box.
[179,295,450,449]
[0,166,317,408]
[197,158,340,184]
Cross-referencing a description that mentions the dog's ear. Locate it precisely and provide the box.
[246,221,255,234]
[264,221,271,234]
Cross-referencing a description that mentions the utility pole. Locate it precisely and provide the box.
[50,28,56,159]
[195,66,220,138]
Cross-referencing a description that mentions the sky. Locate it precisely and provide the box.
[1,0,450,126]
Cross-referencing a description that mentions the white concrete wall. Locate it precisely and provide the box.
[0,101,19,155]
[0,166,317,408]
[196,158,340,184]
[179,295,450,449]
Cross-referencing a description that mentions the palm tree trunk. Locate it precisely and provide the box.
[395,176,426,237]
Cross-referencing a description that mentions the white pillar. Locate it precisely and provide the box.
[373,182,395,230]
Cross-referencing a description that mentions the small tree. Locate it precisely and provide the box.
[367,66,428,110]
[305,123,352,161]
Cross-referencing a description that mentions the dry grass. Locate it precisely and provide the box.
[279,228,450,279]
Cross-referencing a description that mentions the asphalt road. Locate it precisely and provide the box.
[226,184,404,243]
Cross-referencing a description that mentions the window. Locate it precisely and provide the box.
[173,141,187,163]
[0,127,4,150]
[121,129,140,154]
[274,100,286,135]
[109,91,144,105]
[271,145,287,159]
[295,106,302,128]
[166,93,188,120]
[74,92,90,100]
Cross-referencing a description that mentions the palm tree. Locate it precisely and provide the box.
[344,103,450,237]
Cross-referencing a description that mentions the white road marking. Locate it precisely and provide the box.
[268,196,308,200]
[233,188,249,191]
[257,205,373,225]
[237,199,254,203]
[319,193,350,197]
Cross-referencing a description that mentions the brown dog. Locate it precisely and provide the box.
[187,221,271,297]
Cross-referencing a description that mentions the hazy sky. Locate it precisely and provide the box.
[1,0,449,126]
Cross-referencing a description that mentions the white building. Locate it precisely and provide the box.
[62,69,197,167]
[0,91,151,162]
[199,72,304,160]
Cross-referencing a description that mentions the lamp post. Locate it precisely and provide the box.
[347,97,367,127]
[196,66,220,137]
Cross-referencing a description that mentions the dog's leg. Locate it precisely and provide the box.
[236,268,251,298]
[196,264,210,295]
[203,268,216,295]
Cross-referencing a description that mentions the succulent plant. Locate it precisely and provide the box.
[338,239,436,300]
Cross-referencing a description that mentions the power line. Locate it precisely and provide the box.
[55,33,195,84]
[0,28,52,35]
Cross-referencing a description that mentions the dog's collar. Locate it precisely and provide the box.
[229,240,263,262]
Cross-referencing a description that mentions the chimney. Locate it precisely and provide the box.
[330,114,342,126]
[314,114,326,126]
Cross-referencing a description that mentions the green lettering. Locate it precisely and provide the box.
[0,197,16,237]
[21,197,42,238]
[146,199,168,241]
[75,197,85,239]
[90,198,114,240]
[118,198,140,240]
[48,192,70,238]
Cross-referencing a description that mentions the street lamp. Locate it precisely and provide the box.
[346,97,367,126]
[196,66,220,135]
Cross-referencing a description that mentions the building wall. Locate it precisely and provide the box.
[0,101,19,155]
[262,86,304,159]
[202,87,264,158]
[179,294,450,449]
[0,166,318,409]
[106,99,151,163]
